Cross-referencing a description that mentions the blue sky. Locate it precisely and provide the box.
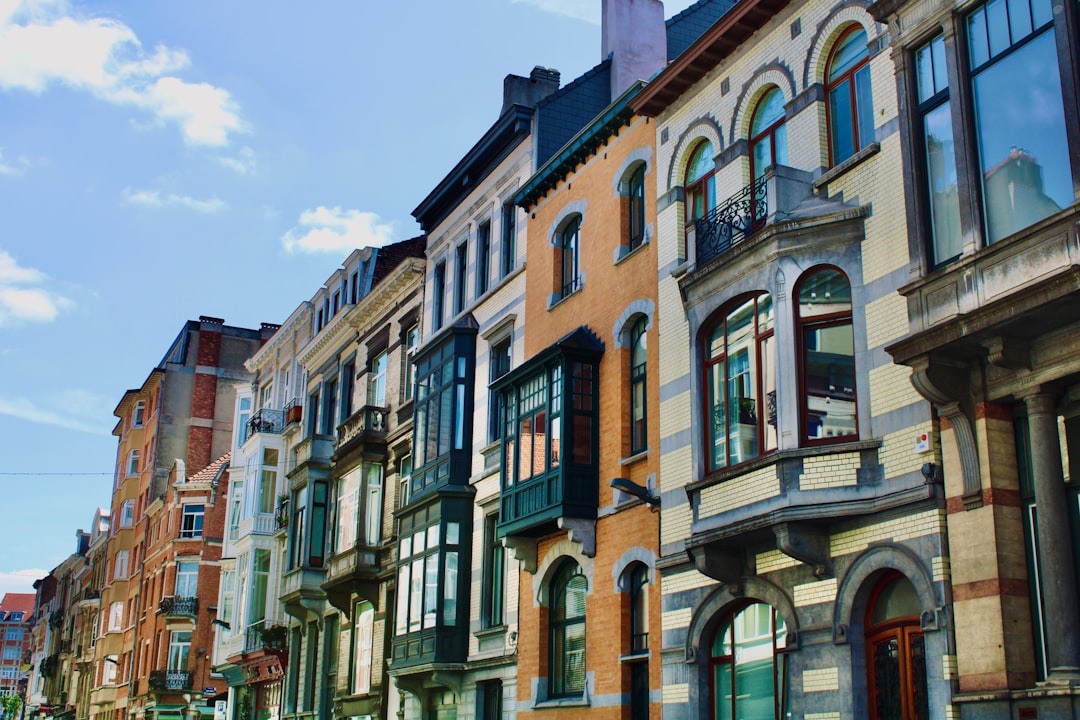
[0,0,698,596]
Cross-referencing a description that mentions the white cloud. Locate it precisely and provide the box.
[282,206,396,254]
[0,0,246,146]
[0,390,112,435]
[0,568,47,596]
[122,187,225,213]
[0,147,31,175]
[0,249,72,325]
[219,146,256,175]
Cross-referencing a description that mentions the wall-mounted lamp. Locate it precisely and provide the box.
[921,463,939,483]
[210,619,231,631]
[610,477,660,507]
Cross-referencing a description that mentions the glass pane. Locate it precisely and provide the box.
[973,30,1069,243]
[518,415,534,481]
[443,552,458,625]
[1031,0,1052,27]
[829,28,868,81]
[871,575,922,624]
[873,637,903,720]
[751,88,785,135]
[798,268,851,317]
[761,335,777,453]
[550,416,561,468]
[829,80,856,164]
[686,141,714,185]
[985,0,1011,57]
[563,622,586,693]
[774,122,788,166]
[727,347,757,464]
[1007,0,1032,41]
[925,101,963,264]
[423,555,438,628]
[916,42,936,103]
[968,9,990,68]
[714,663,733,720]
[709,359,727,469]
[855,65,874,148]
[753,138,772,179]
[395,566,409,634]
[804,323,857,440]
[572,415,592,464]
[911,634,931,720]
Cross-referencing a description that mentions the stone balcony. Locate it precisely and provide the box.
[321,544,382,614]
[279,566,326,624]
[334,405,388,458]
[148,670,192,692]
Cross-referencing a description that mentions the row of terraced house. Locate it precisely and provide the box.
[17,0,1080,718]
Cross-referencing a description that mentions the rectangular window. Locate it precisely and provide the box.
[411,332,475,495]
[258,448,279,515]
[2,647,18,661]
[219,571,235,637]
[403,324,419,402]
[108,601,123,631]
[369,351,388,407]
[261,383,274,410]
[250,550,270,623]
[559,216,581,297]
[303,622,319,711]
[228,481,243,541]
[120,499,135,528]
[915,35,961,266]
[479,680,503,720]
[175,561,198,597]
[489,338,513,442]
[394,514,461,636]
[309,481,328,567]
[433,260,446,332]
[476,220,491,297]
[133,401,145,427]
[482,514,505,628]
[322,379,338,436]
[350,270,359,304]
[501,201,516,277]
[398,455,412,510]
[167,631,191,671]
[352,606,374,695]
[307,390,321,436]
[335,467,360,551]
[454,241,468,315]
[341,360,355,420]
[332,290,341,316]
[237,396,252,448]
[363,463,383,547]
[127,450,140,476]
[114,550,129,579]
[4,628,22,642]
[180,505,204,539]
[290,492,306,570]
[102,656,118,685]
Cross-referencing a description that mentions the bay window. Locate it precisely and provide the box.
[704,293,776,471]
[796,268,857,443]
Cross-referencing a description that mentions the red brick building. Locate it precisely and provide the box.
[1,593,35,701]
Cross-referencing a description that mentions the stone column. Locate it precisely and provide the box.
[1024,391,1080,680]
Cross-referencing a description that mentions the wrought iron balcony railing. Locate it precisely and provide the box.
[248,408,286,437]
[694,173,768,266]
[243,620,288,654]
[148,670,192,692]
[283,397,303,427]
[158,596,198,617]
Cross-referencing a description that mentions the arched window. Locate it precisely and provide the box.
[627,563,650,720]
[550,561,587,697]
[629,317,648,455]
[559,215,582,299]
[866,573,929,720]
[710,602,788,719]
[827,26,874,166]
[684,140,715,258]
[795,267,857,444]
[749,87,788,182]
[627,163,646,251]
[703,293,777,471]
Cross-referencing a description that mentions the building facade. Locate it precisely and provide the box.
[0,594,35,702]
[631,0,951,716]
[876,0,1080,713]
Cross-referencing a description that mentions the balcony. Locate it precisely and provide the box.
[335,405,388,456]
[694,173,768,266]
[288,435,334,479]
[158,596,198,617]
[279,566,327,624]
[248,408,286,437]
[322,545,381,613]
[243,620,288,655]
[148,670,192,692]
[283,397,304,427]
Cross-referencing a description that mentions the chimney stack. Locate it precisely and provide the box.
[602,0,667,98]
[502,66,562,114]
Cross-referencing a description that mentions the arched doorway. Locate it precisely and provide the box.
[866,572,929,720]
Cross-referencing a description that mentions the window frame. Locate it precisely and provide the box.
[501,201,516,278]
[627,163,646,252]
[683,139,715,260]
[825,25,874,167]
[488,337,513,443]
[454,240,468,316]
[558,215,582,299]
[180,504,205,539]
[629,317,648,456]
[548,561,587,698]
[481,513,506,629]
[702,293,777,473]
[132,401,146,428]
[749,87,789,182]
[794,266,858,446]
[476,219,492,297]
[433,260,446,332]
[709,602,789,720]
[369,350,388,407]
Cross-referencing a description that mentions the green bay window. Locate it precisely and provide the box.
[496,327,602,538]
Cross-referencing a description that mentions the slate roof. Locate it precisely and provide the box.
[371,235,427,287]
[535,59,613,167]
[666,0,740,60]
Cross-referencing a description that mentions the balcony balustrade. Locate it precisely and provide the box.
[158,596,198,617]
[148,670,192,692]
[283,397,304,427]
[694,174,768,266]
[243,620,288,654]
[248,408,286,437]
[335,405,388,453]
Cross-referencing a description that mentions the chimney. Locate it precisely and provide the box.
[602,0,667,98]
[502,66,562,114]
